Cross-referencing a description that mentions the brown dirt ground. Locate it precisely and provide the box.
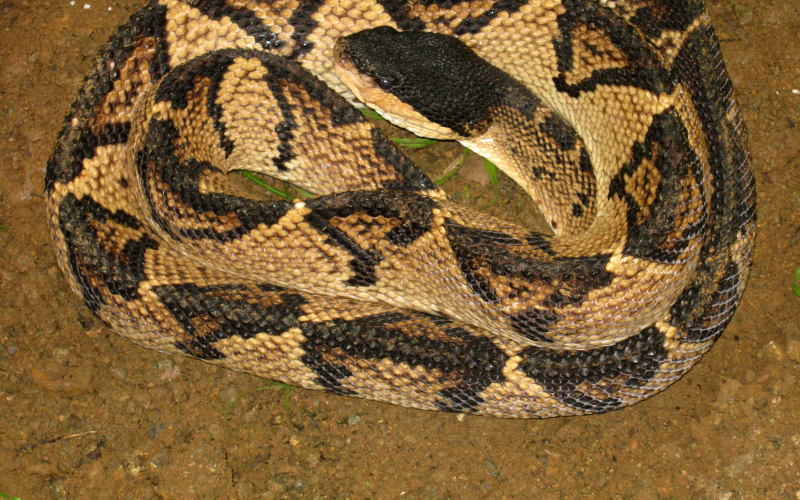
[1,1,799,499]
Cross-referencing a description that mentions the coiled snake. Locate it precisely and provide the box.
[46,0,755,418]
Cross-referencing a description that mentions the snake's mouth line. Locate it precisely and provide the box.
[333,41,372,104]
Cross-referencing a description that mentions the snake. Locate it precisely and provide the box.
[45,0,755,418]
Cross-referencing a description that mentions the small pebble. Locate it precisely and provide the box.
[724,452,755,477]
[151,449,170,468]
[483,457,500,478]
[110,368,128,381]
[757,340,784,360]
[347,414,361,426]
[785,325,800,362]
[717,378,742,407]
[733,4,753,26]
[235,481,254,498]
[145,423,165,439]
[787,340,800,362]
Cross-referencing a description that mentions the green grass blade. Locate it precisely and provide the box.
[480,158,500,208]
[240,171,292,200]
[360,108,384,120]
[483,158,498,189]
[390,137,439,149]
[224,382,293,420]
[240,171,311,200]
[434,148,469,185]
[794,267,800,298]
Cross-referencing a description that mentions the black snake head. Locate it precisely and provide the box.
[334,26,525,138]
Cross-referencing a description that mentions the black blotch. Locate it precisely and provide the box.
[287,0,326,59]
[375,0,426,31]
[671,25,756,255]
[507,309,558,344]
[300,350,357,394]
[306,215,383,288]
[207,49,364,170]
[369,129,438,192]
[445,220,614,342]
[258,52,363,128]
[46,3,168,193]
[524,232,557,256]
[263,78,297,172]
[662,24,755,346]
[629,0,704,40]
[306,190,435,247]
[447,220,612,298]
[541,113,577,151]
[671,259,741,343]
[303,191,435,286]
[298,312,508,411]
[47,122,133,194]
[136,119,293,240]
[155,51,239,157]
[551,0,667,98]
[155,48,365,163]
[519,325,668,412]
[451,0,528,36]
[443,223,522,304]
[607,109,706,263]
[157,281,362,395]
[195,0,281,51]
[579,148,593,173]
[256,283,287,294]
[58,194,157,315]
[553,66,666,99]
[156,283,306,360]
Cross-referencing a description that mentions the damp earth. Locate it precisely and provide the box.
[1,0,799,498]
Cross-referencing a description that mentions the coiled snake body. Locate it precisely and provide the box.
[46,0,755,417]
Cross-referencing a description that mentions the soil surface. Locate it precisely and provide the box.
[1,1,799,499]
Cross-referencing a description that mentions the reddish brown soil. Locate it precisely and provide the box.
[1,1,799,499]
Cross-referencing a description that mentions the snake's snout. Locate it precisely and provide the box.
[333,37,371,104]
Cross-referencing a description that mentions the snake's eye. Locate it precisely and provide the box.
[376,77,394,90]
